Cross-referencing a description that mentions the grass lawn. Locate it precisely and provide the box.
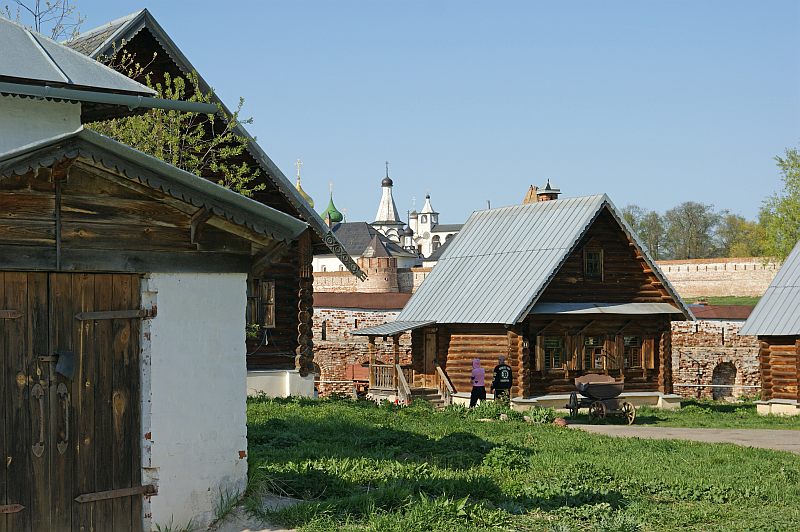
[246,397,800,531]
[570,399,800,430]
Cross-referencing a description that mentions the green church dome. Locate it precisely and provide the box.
[322,192,344,224]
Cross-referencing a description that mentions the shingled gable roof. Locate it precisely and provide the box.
[740,240,800,336]
[66,9,366,280]
[0,128,308,244]
[397,194,692,325]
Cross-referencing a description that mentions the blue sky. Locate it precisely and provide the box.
[76,1,799,223]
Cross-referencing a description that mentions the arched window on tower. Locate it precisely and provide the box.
[432,235,441,251]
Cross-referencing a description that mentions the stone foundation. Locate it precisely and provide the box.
[671,320,760,400]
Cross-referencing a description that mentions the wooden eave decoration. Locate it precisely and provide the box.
[0,130,307,247]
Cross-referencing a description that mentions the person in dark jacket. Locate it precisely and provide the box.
[491,355,513,405]
[469,358,486,407]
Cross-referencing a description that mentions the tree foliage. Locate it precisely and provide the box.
[760,146,800,260]
[717,213,766,258]
[2,0,83,40]
[663,202,722,260]
[622,205,666,260]
[89,71,264,197]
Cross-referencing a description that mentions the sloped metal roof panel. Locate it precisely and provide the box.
[0,16,153,95]
[351,321,436,336]
[398,196,608,324]
[398,195,692,325]
[740,240,800,336]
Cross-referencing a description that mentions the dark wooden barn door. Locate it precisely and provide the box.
[0,273,142,532]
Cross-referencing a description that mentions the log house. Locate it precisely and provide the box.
[355,195,692,409]
[66,9,366,377]
[740,240,800,416]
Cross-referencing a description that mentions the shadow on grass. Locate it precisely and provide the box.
[246,398,631,528]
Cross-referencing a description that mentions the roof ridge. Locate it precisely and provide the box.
[64,9,144,43]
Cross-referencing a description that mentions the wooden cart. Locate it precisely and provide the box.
[566,374,636,424]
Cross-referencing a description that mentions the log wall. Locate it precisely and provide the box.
[758,336,800,402]
[539,210,672,304]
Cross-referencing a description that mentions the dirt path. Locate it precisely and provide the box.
[209,494,300,532]
[570,425,800,454]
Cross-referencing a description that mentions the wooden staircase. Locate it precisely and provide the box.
[409,387,446,408]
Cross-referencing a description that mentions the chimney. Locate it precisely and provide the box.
[536,179,561,202]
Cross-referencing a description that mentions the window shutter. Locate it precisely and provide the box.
[643,337,655,370]
[260,280,276,329]
[535,335,544,371]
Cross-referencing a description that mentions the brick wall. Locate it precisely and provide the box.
[313,307,412,396]
[658,257,779,297]
[671,320,760,399]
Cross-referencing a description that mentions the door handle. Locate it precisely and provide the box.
[57,383,69,455]
[31,383,45,458]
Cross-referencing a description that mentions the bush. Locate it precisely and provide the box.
[526,406,557,424]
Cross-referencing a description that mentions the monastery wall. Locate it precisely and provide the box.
[671,320,760,400]
[315,267,432,294]
[657,257,780,297]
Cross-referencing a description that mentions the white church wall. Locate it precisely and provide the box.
[0,95,81,153]
[313,255,355,272]
[140,273,248,530]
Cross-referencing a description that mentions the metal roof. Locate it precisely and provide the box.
[530,302,684,315]
[67,9,366,280]
[0,16,153,96]
[0,128,308,244]
[351,321,436,337]
[397,195,692,325]
[740,240,800,336]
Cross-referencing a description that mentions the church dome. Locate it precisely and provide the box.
[321,193,344,224]
[382,176,393,187]
[296,180,314,208]
[403,226,414,236]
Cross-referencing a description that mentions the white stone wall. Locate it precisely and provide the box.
[140,273,248,530]
[657,257,780,297]
[0,95,81,153]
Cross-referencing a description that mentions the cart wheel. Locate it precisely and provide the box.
[568,392,579,418]
[622,402,636,425]
[589,401,606,422]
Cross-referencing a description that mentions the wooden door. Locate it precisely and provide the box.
[0,273,142,532]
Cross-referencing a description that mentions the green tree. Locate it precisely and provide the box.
[760,146,800,260]
[89,71,264,197]
[663,201,721,259]
[717,213,766,257]
[622,204,666,259]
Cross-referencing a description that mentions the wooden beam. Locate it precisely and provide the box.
[190,207,212,247]
[368,336,376,389]
[0,310,22,319]
[530,320,555,337]
[613,320,633,336]
[251,240,288,276]
[574,320,595,335]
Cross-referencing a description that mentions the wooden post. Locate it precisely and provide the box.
[393,335,400,391]
[368,336,376,388]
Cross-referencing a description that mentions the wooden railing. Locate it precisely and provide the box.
[371,364,395,390]
[396,364,412,405]
[400,364,414,387]
[434,364,455,406]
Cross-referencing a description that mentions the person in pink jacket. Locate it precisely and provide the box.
[469,358,486,407]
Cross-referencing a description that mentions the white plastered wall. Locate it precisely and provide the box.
[140,273,248,530]
[0,95,81,153]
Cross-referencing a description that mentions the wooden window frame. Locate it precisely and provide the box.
[543,336,564,370]
[623,335,643,368]
[583,335,604,370]
[583,248,604,281]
